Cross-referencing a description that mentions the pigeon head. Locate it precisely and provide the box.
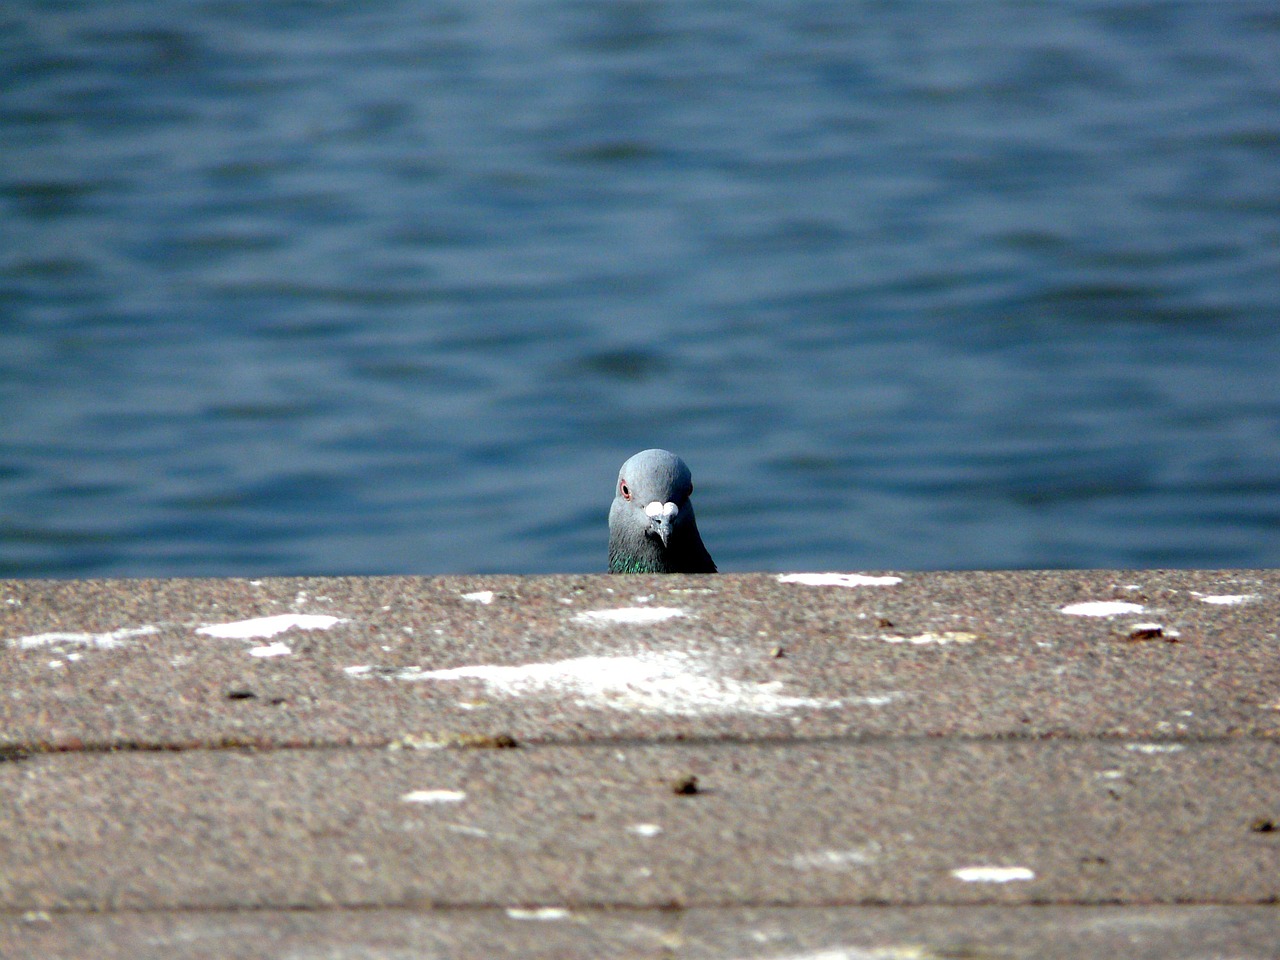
[608,449,717,574]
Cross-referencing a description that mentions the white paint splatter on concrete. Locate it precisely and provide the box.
[881,631,976,646]
[506,907,570,921]
[1060,601,1145,617]
[9,625,159,650]
[445,824,489,837]
[461,591,494,604]
[788,846,880,870]
[627,823,663,837]
[377,650,846,717]
[1195,593,1257,605]
[573,607,687,625]
[850,693,901,707]
[247,642,292,658]
[952,866,1035,883]
[401,789,466,804]
[196,614,347,639]
[779,573,903,587]
[746,950,923,960]
[1125,743,1185,754]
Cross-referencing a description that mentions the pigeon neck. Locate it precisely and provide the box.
[608,549,672,574]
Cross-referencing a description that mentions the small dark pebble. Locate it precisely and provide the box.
[672,774,700,795]
[1126,625,1164,641]
[876,617,894,629]
[226,689,257,700]
[770,646,786,658]
[1251,818,1276,833]
[454,733,519,749]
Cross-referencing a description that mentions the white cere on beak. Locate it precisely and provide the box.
[644,501,679,519]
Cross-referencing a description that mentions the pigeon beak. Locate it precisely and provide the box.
[644,501,679,547]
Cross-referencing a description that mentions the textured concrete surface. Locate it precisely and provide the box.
[4,740,1280,910]
[2,570,1279,957]
[5,907,1280,960]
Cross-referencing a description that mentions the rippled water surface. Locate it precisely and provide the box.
[2,1,1279,577]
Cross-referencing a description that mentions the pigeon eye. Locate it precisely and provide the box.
[620,481,631,501]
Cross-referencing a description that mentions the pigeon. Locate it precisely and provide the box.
[608,449,717,573]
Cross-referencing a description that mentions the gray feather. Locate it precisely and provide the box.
[608,449,717,573]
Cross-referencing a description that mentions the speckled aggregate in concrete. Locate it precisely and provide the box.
[3,739,1280,910]
[2,570,1278,748]
[4,906,1280,960]
[2,570,1279,957]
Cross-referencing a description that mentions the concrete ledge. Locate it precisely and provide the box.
[3,570,1279,956]
[3,570,1278,748]
[5,906,1280,960]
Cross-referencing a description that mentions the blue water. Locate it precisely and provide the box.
[2,1,1278,577]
